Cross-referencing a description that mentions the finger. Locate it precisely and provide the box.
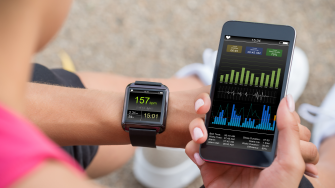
[185,140,205,167]
[304,163,319,178]
[299,123,311,142]
[292,112,310,141]
[292,111,301,124]
[275,95,304,170]
[195,93,211,114]
[300,140,319,164]
[189,118,208,144]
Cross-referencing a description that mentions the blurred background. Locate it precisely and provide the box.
[34,0,335,187]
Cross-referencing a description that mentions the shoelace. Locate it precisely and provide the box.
[299,103,335,124]
[299,102,335,148]
[298,103,320,123]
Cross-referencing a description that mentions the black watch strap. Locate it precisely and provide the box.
[134,81,162,86]
[129,128,157,148]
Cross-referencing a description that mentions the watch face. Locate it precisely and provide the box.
[126,89,164,123]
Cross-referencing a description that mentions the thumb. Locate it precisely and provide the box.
[258,96,305,188]
[276,95,304,166]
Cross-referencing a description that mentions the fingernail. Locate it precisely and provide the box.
[194,153,205,166]
[305,163,318,178]
[304,171,319,179]
[195,99,205,112]
[193,127,204,141]
[286,94,295,112]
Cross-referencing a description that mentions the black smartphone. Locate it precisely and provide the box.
[200,21,296,168]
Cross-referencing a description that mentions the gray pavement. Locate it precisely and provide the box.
[34,0,335,187]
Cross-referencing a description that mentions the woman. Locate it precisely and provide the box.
[0,0,322,187]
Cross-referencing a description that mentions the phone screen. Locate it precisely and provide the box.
[207,35,290,152]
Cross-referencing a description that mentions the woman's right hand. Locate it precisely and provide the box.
[186,94,319,188]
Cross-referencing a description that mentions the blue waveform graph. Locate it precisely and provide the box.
[212,103,276,131]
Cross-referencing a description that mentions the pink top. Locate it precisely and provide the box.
[0,105,83,188]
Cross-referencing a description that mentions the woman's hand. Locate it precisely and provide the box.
[186,93,319,188]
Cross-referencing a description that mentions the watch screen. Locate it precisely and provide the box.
[126,89,163,122]
[207,36,290,152]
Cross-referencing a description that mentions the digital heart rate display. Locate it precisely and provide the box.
[127,89,163,122]
[207,35,289,152]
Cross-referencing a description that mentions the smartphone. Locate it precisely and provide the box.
[200,21,296,168]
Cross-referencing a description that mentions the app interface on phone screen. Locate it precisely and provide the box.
[207,36,289,152]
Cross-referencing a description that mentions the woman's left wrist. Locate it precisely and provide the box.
[157,90,203,148]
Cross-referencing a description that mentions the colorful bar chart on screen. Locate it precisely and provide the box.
[212,104,276,131]
[219,67,281,89]
[207,37,289,152]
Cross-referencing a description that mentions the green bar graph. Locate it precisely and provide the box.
[245,71,250,85]
[265,75,270,88]
[270,71,276,88]
[260,73,265,87]
[240,67,245,85]
[275,68,281,88]
[235,72,240,84]
[225,74,229,83]
[220,75,224,83]
[255,77,259,86]
[222,67,281,89]
[250,73,254,86]
[230,70,235,84]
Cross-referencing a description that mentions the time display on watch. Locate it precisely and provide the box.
[126,89,163,122]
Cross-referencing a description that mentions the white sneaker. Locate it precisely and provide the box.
[299,84,335,148]
[133,147,200,188]
[175,47,309,101]
[175,48,217,85]
[287,47,309,101]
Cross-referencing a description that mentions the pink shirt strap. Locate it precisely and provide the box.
[0,105,83,188]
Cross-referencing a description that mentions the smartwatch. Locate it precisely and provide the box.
[121,81,169,148]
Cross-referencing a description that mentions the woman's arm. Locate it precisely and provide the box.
[13,160,101,188]
[25,82,208,147]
